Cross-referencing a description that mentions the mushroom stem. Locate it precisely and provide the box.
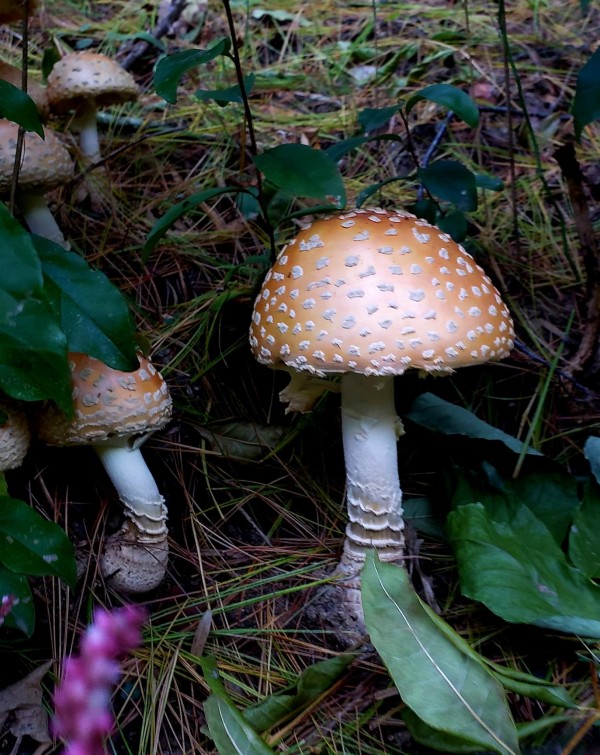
[94,444,168,538]
[73,97,101,164]
[337,372,405,583]
[16,190,68,247]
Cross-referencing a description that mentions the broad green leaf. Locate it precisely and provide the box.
[402,708,491,753]
[414,595,576,708]
[142,186,243,260]
[358,104,402,133]
[402,497,446,541]
[571,48,600,140]
[406,84,479,128]
[449,466,579,547]
[0,566,34,636]
[569,481,600,579]
[448,502,600,637]
[244,654,354,731]
[0,296,71,409]
[584,436,600,485]
[251,9,312,25]
[0,81,44,137]
[405,393,542,456]
[475,172,504,191]
[418,160,478,212]
[437,208,468,241]
[105,31,166,51]
[0,203,43,298]
[154,40,231,103]
[204,695,276,755]
[325,133,402,162]
[0,497,76,586]
[253,144,346,208]
[195,74,255,106]
[33,236,137,370]
[487,668,576,708]
[362,554,519,754]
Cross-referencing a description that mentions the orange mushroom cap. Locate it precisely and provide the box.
[249,207,514,377]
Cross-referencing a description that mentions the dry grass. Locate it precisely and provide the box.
[2,0,600,752]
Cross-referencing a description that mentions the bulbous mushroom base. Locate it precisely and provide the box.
[100,519,168,593]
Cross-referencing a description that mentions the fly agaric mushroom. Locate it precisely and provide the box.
[0,119,73,246]
[249,207,515,626]
[47,52,139,165]
[0,399,30,472]
[37,352,172,593]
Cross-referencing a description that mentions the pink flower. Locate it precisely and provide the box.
[0,594,16,626]
[53,605,146,755]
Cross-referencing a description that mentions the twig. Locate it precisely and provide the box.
[119,0,188,71]
[554,140,600,377]
[9,0,31,214]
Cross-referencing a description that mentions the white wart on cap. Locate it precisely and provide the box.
[250,207,515,377]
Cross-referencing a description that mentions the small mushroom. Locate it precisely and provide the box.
[0,61,49,120]
[249,207,515,629]
[47,52,139,165]
[37,352,173,593]
[0,399,30,472]
[0,119,74,246]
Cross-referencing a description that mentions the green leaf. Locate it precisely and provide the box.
[402,708,492,753]
[195,74,255,106]
[0,203,43,298]
[475,172,504,191]
[244,654,354,732]
[584,436,600,485]
[418,160,478,212]
[154,40,231,103]
[571,48,600,140]
[0,566,35,636]
[405,393,542,456]
[402,497,446,541]
[142,186,243,260]
[569,481,600,579]
[449,466,579,548]
[437,208,469,241]
[0,295,71,409]
[362,554,520,755]
[325,133,402,162]
[448,502,600,637]
[358,104,402,133]
[253,144,346,208]
[406,84,479,128]
[33,236,137,370]
[0,497,75,585]
[0,81,44,137]
[204,696,276,755]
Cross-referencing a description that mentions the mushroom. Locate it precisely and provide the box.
[47,52,139,165]
[249,207,515,628]
[0,119,73,246]
[0,399,30,472]
[0,61,49,120]
[37,352,173,593]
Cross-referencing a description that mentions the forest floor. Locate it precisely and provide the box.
[3,0,600,753]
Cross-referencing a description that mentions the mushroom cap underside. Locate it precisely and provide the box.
[0,120,74,193]
[0,0,38,24]
[47,52,139,112]
[249,207,515,377]
[38,353,172,446]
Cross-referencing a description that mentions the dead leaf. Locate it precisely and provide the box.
[0,661,53,751]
